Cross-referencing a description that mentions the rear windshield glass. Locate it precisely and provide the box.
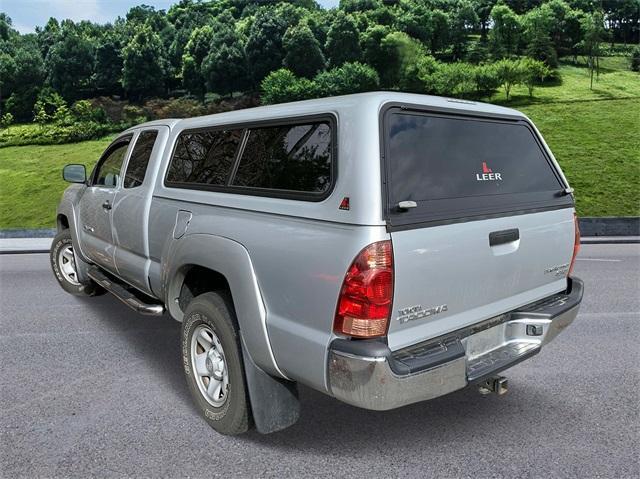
[386,113,561,206]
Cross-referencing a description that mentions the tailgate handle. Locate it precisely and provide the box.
[489,228,519,247]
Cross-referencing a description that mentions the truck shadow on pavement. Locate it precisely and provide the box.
[81,295,195,409]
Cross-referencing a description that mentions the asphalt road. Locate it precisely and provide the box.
[1,244,638,478]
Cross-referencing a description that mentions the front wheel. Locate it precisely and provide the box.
[50,229,101,296]
[181,292,251,435]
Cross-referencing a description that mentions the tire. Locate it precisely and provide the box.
[50,229,102,296]
[181,291,251,435]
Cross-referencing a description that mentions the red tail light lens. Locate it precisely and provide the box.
[334,241,394,338]
[568,213,581,276]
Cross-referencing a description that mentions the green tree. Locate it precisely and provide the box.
[325,12,361,68]
[94,33,123,95]
[340,0,381,13]
[395,1,431,43]
[45,29,94,100]
[122,25,168,100]
[0,32,45,119]
[451,1,479,60]
[379,31,424,88]
[494,58,523,100]
[578,11,607,89]
[35,17,61,59]
[181,25,214,98]
[361,24,391,79]
[245,7,292,85]
[283,24,325,79]
[489,4,521,58]
[519,57,550,96]
[427,10,450,56]
[523,6,558,67]
[261,68,317,104]
[314,62,379,96]
[202,21,249,96]
[400,53,439,92]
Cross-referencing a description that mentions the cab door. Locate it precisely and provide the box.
[112,127,168,294]
[77,136,132,272]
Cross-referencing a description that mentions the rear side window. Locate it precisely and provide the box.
[124,130,158,188]
[166,129,243,186]
[383,109,572,227]
[232,122,332,194]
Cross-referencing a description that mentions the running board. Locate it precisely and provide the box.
[88,266,164,316]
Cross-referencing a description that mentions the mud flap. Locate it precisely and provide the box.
[241,338,300,434]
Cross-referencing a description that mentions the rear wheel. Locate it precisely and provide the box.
[181,292,251,435]
[50,229,102,296]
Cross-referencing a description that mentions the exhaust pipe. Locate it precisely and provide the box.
[478,376,509,396]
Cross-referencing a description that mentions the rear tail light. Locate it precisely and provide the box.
[333,240,394,338]
[568,213,581,276]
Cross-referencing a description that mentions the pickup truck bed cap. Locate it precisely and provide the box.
[126,92,525,133]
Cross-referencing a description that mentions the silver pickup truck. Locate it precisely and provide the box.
[51,92,583,435]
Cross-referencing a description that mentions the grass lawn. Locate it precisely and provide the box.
[0,137,113,229]
[490,57,640,105]
[521,98,639,217]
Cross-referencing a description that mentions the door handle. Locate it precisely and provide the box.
[489,228,519,247]
[102,200,112,211]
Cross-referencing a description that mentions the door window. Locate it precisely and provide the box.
[94,141,130,188]
[124,130,158,188]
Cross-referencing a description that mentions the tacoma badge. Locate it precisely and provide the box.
[397,304,448,324]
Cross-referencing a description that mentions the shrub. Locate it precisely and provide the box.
[0,112,14,129]
[71,100,106,123]
[473,63,501,98]
[32,89,67,125]
[631,46,640,72]
[430,62,476,98]
[143,97,206,120]
[123,104,146,123]
[5,87,39,122]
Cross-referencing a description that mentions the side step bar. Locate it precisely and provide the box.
[88,266,164,316]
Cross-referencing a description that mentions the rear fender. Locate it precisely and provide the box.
[163,233,286,379]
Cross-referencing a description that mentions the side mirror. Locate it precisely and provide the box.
[62,164,87,184]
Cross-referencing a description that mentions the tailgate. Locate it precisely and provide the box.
[381,106,576,351]
[388,208,574,350]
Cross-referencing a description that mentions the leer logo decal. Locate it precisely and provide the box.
[476,162,503,181]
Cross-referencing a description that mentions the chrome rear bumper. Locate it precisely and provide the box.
[328,277,583,411]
